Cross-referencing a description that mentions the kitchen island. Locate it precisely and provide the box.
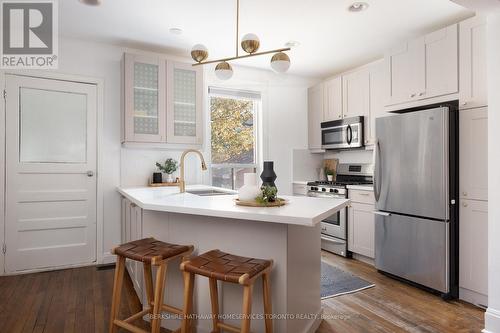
[118,185,349,333]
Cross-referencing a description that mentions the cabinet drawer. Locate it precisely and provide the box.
[349,189,375,204]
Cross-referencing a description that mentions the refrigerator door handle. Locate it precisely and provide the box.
[373,211,391,216]
[374,139,381,202]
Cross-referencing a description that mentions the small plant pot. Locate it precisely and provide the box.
[163,173,174,183]
[327,175,334,182]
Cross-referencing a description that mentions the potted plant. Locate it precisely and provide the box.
[156,158,178,183]
[326,169,335,182]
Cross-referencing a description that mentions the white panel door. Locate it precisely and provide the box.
[460,107,488,201]
[5,75,97,273]
[348,202,375,258]
[342,68,370,120]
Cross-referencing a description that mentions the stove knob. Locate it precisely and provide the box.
[329,189,334,193]
[333,189,339,194]
[321,188,326,192]
[312,187,317,191]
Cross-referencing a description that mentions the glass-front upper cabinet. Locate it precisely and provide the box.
[167,61,203,144]
[122,53,203,145]
[123,53,166,142]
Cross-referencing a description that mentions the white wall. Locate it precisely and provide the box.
[485,11,500,333]
[49,37,316,262]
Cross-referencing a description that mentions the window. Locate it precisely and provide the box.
[209,87,260,190]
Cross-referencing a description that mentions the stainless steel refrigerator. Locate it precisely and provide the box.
[373,104,458,298]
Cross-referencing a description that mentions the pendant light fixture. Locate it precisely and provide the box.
[191,0,291,79]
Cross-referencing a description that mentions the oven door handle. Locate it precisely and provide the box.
[321,235,346,245]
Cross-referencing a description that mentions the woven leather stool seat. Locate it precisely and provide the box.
[113,237,192,265]
[182,249,272,285]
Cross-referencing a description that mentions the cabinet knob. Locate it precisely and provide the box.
[418,92,425,97]
[409,93,416,98]
[462,191,468,197]
[462,202,468,208]
[87,170,94,177]
[338,115,342,119]
[461,101,468,106]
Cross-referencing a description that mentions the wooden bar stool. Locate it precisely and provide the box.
[180,249,273,333]
[109,237,194,333]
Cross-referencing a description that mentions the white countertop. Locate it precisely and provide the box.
[117,185,349,227]
[346,185,374,191]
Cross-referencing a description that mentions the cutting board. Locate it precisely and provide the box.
[323,159,339,177]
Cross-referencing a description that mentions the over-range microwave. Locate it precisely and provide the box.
[321,116,364,150]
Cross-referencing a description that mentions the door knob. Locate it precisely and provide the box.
[462,191,467,197]
[462,202,468,208]
[87,171,94,177]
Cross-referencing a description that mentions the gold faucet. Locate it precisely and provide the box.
[179,149,207,193]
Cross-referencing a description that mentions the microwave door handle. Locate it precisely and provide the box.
[347,125,352,144]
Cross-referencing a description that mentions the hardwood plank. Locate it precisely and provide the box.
[319,251,485,333]
[0,254,484,333]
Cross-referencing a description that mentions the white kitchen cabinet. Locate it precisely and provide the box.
[460,107,488,201]
[123,53,166,143]
[166,61,204,144]
[347,189,375,259]
[123,53,204,145]
[459,16,488,110]
[368,60,387,145]
[385,38,423,105]
[385,24,458,106]
[459,199,488,305]
[122,198,144,303]
[323,76,343,122]
[308,83,324,151]
[423,24,458,99]
[342,68,370,121]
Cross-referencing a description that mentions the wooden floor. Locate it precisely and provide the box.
[318,251,485,333]
[0,254,484,333]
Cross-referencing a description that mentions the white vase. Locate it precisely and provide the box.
[238,173,261,201]
[163,173,174,183]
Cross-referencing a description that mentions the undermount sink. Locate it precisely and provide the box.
[186,189,234,196]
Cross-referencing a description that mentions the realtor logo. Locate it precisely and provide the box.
[1,0,58,68]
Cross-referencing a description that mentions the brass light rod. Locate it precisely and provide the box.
[192,47,291,66]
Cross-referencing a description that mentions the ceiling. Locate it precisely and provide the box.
[60,0,473,78]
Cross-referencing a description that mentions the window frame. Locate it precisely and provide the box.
[208,87,262,190]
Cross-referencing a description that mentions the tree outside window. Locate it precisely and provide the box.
[210,88,260,190]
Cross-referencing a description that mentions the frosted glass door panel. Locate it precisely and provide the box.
[173,68,197,136]
[20,88,87,163]
[134,62,159,135]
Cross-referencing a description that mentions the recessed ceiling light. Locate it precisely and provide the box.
[285,40,301,48]
[79,0,102,6]
[348,2,369,12]
[169,28,183,35]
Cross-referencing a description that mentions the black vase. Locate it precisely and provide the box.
[152,172,163,184]
[260,161,277,188]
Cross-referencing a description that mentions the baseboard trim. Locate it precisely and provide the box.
[459,287,488,308]
[484,307,500,333]
[101,252,116,265]
[305,308,323,333]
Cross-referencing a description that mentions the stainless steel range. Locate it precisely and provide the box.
[307,163,374,257]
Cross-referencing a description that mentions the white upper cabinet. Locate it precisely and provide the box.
[423,24,459,98]
[386,39,423,105]
[459,16,488,110]
[123,53,203,145]
[342,68,370,120]
[124,53,166,143]
[385,24,458,106]
[323,76,343,121]
[308,83,324,151]
[368,60,387,145]
[460,107,488,201]
[167,61,204,144]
